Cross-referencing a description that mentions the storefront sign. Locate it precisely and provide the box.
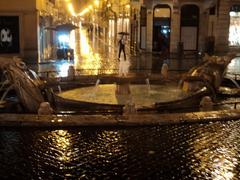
[0,16,20,54]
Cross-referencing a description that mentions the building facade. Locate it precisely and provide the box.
[0,0,240,64]
[0,0,70,63]
[136,0,240,55]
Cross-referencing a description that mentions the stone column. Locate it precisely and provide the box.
[171,7,181,52]
[146,8,153,52]
[215,0,230,54]
[198,8,208,52]
[22,11,39,64]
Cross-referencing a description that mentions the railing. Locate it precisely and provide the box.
[37,68,159,78]
[214,101,240,109]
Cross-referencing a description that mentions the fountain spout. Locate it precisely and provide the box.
[145,78,151,92]
[95,79,100,87]
[119,60,130,77]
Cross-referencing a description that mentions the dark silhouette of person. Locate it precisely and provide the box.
[160,34,169,60]
[118,35,126,61]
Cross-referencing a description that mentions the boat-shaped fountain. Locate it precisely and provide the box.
[0,54,236,115]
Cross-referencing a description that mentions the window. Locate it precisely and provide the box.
[229,5,240,46]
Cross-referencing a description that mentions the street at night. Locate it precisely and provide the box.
[1,0,240,179]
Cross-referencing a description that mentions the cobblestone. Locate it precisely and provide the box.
[1,120,240,179]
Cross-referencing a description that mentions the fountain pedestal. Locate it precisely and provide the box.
[115,77,131,95]
[115,77,132,106]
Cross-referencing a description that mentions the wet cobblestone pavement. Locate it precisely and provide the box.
[1,120,240,179]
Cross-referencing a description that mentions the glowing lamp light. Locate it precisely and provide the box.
[58,34,69,43]
[94,0,99,7]
[162,29,168,34]
[230,11,236,16]
[68,3,76,16]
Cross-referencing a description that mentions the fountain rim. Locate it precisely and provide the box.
[0,109,240,127]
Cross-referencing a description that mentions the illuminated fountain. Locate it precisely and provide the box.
[0,54,236,114]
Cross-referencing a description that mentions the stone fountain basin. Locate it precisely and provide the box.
[57,84,188,108]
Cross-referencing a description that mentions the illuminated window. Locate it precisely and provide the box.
[229,5,240,46]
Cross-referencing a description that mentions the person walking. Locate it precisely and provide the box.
[118,35,126,61]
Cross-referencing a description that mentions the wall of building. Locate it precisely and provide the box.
[0,0,39,63]
[139,0,237,54]
[215,0,230,54]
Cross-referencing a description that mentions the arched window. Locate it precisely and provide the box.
[229,5,240,46]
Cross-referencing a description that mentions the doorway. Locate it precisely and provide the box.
[152,5,171,52]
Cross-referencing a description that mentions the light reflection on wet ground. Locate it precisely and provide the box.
[38,26,202,77]
[1,120,240,179]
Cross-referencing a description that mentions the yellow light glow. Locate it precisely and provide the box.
[89,5,93,10]
[94,0,99,7]
[79,8,90,16]
[126,4,130,9]
[68,3,76,16]
[78,29,100,74]
[52,130,72,162]
[192,129,237,180]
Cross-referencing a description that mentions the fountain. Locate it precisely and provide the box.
[161,63,168,79]
[200,96,213,111]
[95,78,100,88]
[118,59,130,77]
[38,102,54,115]
[145,78,151,93]
[155,54,234,112]
[0,53,236,114]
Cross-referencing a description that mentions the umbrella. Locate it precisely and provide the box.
[55,23,78,32]
[45,23,78,32]
[118,32,130,35]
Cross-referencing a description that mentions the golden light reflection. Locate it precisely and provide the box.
[78,7,90,16]
[74,27,116,75]
[68,3,76,16]
[192,128,237,179]
[211,148,235,180]
[96,130,123,155]
[94,0,100,8]
[52,130,72,162]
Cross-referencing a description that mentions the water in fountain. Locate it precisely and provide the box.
[57,85,62,93]
[59,84,186,107]
[145,78,151,93]
[92,79,101,96]
[119,59,130,77]
[95,79,100,87]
